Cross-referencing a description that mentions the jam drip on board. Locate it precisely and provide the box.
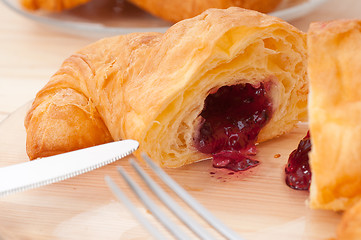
[285,131,312,190]
[195,83,273,171]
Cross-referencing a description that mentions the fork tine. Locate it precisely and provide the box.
[115,166,190,240]
[141,153,243,240]
[129,158,217,240]
[104,175,167,240]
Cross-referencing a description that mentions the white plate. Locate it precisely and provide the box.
[270,0,330,20]
[2,0,329,38]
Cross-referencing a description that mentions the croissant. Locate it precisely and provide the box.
[128,0,282,22]
[308,19,361,212]
[25,7,308,169]
[20,0,282,23]
[337,200,361,240]
[20,0,90,11]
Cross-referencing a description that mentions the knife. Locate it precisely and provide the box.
[0,139,139,197]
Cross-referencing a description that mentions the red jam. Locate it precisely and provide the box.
[285,131,312,190]
[195,83,272,171]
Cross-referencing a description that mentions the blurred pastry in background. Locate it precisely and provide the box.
[21,0,90,11]
[337,199,361,240]
[127,0,282,22]
[20,0,282,22]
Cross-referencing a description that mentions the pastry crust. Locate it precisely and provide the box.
[128,0,282,22]
[20,0,281,22]
[337,200,361,240]
[308,19,361,211]
[20,0,90,11]
[25,7,307,167]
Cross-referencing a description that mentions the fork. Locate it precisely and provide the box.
[105,153,244,240]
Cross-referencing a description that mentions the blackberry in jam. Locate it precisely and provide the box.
[195,83,272,171]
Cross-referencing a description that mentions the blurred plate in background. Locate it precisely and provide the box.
[1,0,329,38]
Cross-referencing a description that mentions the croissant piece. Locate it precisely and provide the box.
[20,0,90,11]
[128,0,282,22]
[337,200,361,240]
[308,19,361,211]
[25,7,307,168]
[20,0,281,23]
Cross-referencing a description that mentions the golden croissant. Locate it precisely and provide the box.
[25,7,308,170]
[128,0,282,22]
[337,199,361,240]
[308,19,361,212]
[305,18,361,240]
[20,0,282,22]
[20,0,90,11]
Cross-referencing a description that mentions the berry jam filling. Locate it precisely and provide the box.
[195,83,273,171]
[285,131,312,190]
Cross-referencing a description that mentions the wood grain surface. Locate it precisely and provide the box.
[1,0,361,239]
[0,104,341,240]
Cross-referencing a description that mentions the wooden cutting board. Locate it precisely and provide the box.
[0,103,341,240]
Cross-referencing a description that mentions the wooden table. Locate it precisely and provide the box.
[0,0,360,239]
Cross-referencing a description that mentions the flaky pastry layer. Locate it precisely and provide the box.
[25,7,308,168]
[308,20,361,211]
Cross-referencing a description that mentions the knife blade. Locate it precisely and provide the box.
[0,139,139,197]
